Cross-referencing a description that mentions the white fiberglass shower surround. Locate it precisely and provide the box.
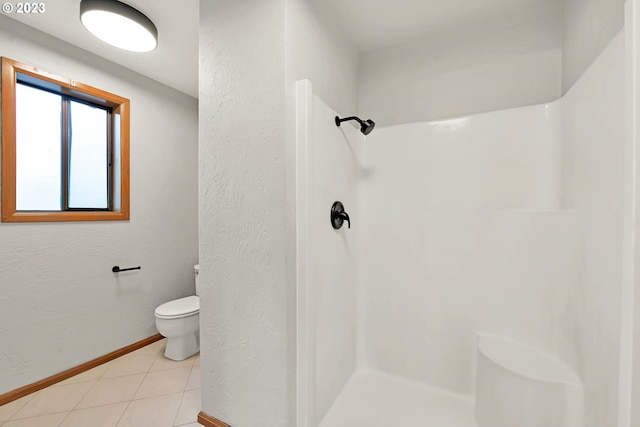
[295,5,640,427]
[297,83,586,427]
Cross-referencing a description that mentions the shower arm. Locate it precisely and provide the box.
[335,115,376,135]
[335,116,365,127]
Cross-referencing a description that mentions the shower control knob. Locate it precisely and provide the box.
[331,201,351,230]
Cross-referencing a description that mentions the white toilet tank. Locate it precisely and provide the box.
[194,264,200,296]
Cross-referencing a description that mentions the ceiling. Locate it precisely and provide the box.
[6,0,559,98]
[310,0,561,52]
[5,0,198,98]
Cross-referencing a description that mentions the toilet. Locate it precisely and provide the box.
[155,265,200,361]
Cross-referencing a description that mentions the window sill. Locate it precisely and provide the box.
[1,211,130,223]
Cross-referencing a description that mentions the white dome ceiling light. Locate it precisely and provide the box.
[80,0,158,53]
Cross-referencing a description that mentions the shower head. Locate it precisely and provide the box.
[335,116,376,136]
[361,119,376,135]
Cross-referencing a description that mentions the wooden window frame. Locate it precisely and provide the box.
[1,57,130,222]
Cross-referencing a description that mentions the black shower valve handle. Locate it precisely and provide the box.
[338,211,351,229]
[331,201,351,230]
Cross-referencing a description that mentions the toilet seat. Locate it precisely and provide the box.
[155,296,199,319]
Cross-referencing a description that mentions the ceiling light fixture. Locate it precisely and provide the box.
[80,0,158,53]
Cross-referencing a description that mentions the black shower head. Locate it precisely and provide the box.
[335,116,376,136]
[361,119,375,135]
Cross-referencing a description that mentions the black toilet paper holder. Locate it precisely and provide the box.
[112,266,141,273]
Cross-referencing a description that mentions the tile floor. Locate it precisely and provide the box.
[0,339,201,427]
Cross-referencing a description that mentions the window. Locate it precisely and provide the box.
[1,57,130,222]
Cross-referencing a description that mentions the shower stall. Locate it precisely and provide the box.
[198,0,640,426]
[295,6,637,427]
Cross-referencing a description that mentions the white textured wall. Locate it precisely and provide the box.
[199,0,291,426]
[358,104,577,396]
[286,0,360,115]
[0,16,199,394]
[198,0,360,424]
[561,32,626,427]
[359,2,562,126]
[562,0,626,93]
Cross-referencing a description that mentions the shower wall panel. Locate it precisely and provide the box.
[357,29,626,427]
[561,31,626,427]
[297,81,364,426]
[309,94,362,424]
[358,103,577,396]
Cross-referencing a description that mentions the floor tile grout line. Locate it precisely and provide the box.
[58,377,102,425]
[1,392,37,422]
[72,341,162,426]
[62,359,121,415]
[3,389,200,427]
[124,358,152,404]
[66,361,192,409]
[67,392,177,413]
[116,391,187,427]
[172,391,187,427]
[172,363,198,427]
[114,343,162,427]
[92,345,160,406]
[4,340,180,427]
[131,387,200,404]
[55,412,66,427]
[6,394,77,423]
[114,399,133,427]
[132,367,193,402]
[184,363,195,393]
[113,358,157,427]
[102,352,158,380]
[148,361,196,375]
[2,410,70,426]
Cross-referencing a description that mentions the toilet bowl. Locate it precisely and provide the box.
[154,265,200,361]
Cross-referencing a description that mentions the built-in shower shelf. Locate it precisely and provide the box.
[476,333,583,427]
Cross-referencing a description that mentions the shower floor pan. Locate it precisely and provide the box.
[319,370,477,427]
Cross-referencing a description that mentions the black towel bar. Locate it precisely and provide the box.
[112,266,141,273]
